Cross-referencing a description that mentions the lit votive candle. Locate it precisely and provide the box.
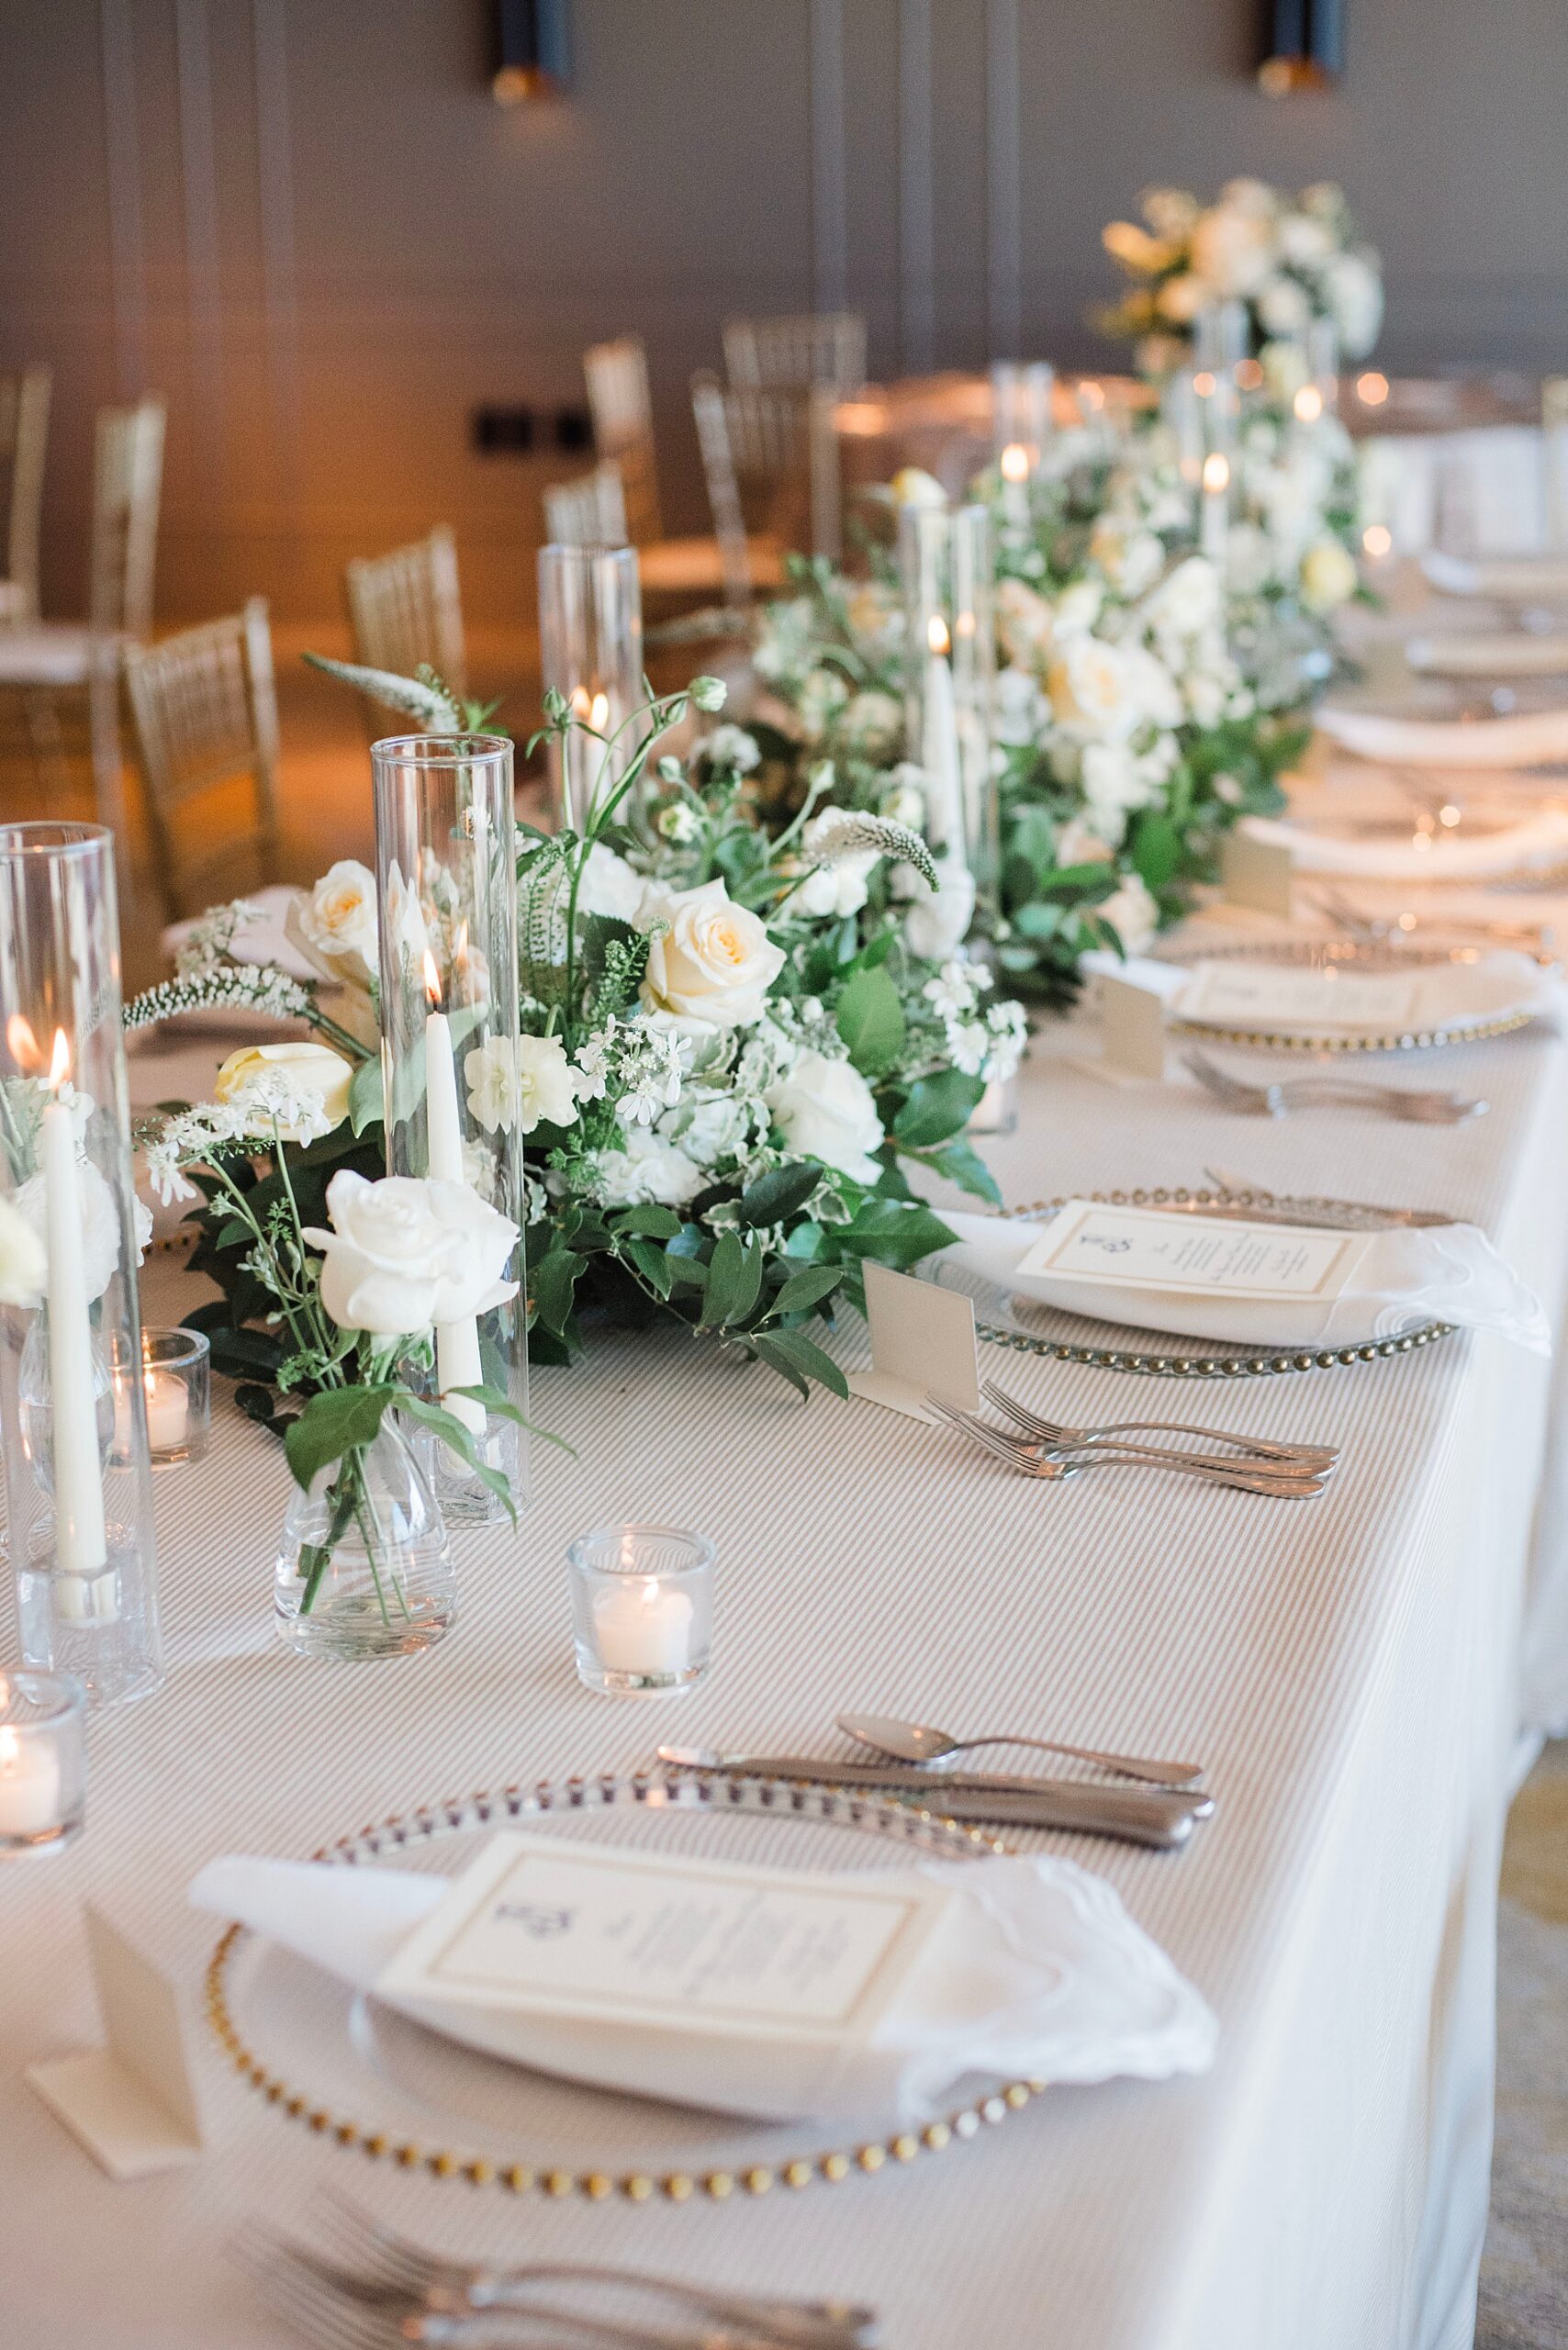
[568,1526,715,1698]
[111,1328,209,1467]
[0,1671,85,1857]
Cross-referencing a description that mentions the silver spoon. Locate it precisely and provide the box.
[839,1710,1204,1789]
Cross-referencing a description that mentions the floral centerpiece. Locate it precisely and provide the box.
[130,672,1025,1412]
[1100,178,1383,378]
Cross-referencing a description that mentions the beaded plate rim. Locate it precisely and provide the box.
[1159,934,1539,1055]
[204,1770,1043,2205]
[959,1183,1457,1380]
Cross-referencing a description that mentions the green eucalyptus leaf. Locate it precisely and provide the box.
[701,1231,763,1328]
[767,1263,846,1319]
[736,1161,820,1229]
[624,1237,674,1297]
[892,1070,987,1148]
[834,964,905,1075]
[752,1327,849,1401]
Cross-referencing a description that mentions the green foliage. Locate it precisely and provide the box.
[834,965,906,1075]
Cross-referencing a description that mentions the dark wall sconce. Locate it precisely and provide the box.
[492,0,571,104]
[1258,0,1343,93]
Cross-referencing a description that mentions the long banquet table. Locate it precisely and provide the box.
[5,957,1568,2350]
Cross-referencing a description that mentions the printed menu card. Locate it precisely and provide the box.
[1015,1202,1369,1304]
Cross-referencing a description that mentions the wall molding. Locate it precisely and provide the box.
[98,0,147,397]
[897,0,935,374]
[985,0,1022,359]
[809,0,847,316]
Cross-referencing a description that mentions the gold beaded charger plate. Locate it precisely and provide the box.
[924,1183,1459,1381]
[1156,934,1543,1054]
[206,1771,1044,2206]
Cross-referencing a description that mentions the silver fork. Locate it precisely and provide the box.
[315,2205,876,2349]
[980,1382,1339,1469]
[926,1400,1328,1497]
[232,2228,801,2350]
[1305,885,1551,954]
[1183,1046,1487,1124]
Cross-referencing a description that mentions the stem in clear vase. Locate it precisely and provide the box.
[297,1455,363,1616]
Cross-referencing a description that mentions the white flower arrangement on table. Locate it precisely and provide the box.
[127,668,1024,1410]
[1101,178,1383,376]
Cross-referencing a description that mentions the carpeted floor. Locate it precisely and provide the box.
[1478,1740,1568,2348]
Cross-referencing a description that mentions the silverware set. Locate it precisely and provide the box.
[1182,1045,1487,1125]
[926,1382,1338,1500]
[1304,884,1553,957]
[233,2210,878,2349]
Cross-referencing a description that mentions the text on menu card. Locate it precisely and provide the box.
[1017,1202,1367,1302]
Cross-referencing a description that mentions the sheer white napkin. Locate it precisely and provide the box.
[1314,701,1568,768]
[1422,549,1568,601]
[190,1850,1216,2125]
[935,1206,1549,1354]
[1238,809,1568,882]
[1084,947,1564,1035]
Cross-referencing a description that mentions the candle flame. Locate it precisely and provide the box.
[47,1028,71,1091]
[1236,358,1265,392]
[1357,371,1389,407]
[1201,452,1230,494]
[569,686,592,720]
[1077,379,1105,412]
[926,614,951,657]
[1193,370,1216,398]
[589,691,610,730]
[999,442,1030,485]
[640,1578,661,1608]
[422,951,442,1010]
[1362,522,1392,559]
[6,1013,39,1070]
[1293,385,1325,424]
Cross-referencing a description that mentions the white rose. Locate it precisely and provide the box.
[577,842,646,924]
[594,1126,703,1209]
[214,1040,354,1140]
[766,1048,884,1185]
[902,861,977,959]
[890,466,947,509]
[1324,252,1383,358]
[1081,742,1159,839]
[1257,276,1310,336]
[994,578,1056,670]
[304,1169,520,1337]
[1300,536,1359,612]
[638,878,786,1028]
[465,1033,581,1136]
[1142,554,1222,639]
[287,859,379,989]
[0,1192,48,1307]
[14,1152,152,1310]
[1047,635,1142,741]
[1191,204,1276,297]
[661,1091,748,1169]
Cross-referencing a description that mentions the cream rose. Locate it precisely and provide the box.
[215,1040,354,1140]
[287,860,378,988]
[766,1049,884,1186]
[890,466,947,509]
[638,878,785,1029]
[304,1169,519,1338]
[1047,635,1143,741]
[1300,537,1359,613]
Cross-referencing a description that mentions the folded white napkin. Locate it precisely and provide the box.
[190,1850,1216,2125]
[1406,631,1568,679]
[1315,702,1568,768]
[1239,809,1568,883]
[1084,946,1564,1035]
[1422,549,1568,601]
[935,1206,1549,1354]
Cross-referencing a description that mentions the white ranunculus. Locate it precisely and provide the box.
[1047,635,1144,742]
[766,1049,884,1186]
[594,1126,703,1209]
[0,1192,48,1307]
[215,1040,354,1140]
[787,811,879,920]
[890,466,947,509]
[381,859,431,974]
[465,1033,581,1136]
[1300,536,1360,612]
[14,1157,154,1309]
[1142,554,1222,639]
[288,859,379,988]
[639,878,786,1029]
[305,1169,519,1338]
[577,842,646,925]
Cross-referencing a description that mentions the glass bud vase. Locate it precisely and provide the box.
[372,733,529,1527]
[537,543,644,831]
[274,1421,455,1662]
[0,822,162,1709]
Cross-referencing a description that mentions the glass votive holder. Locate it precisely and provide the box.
[567,1526,715,1699]
[0,1670,86,1858]
[110,1328,210,1468]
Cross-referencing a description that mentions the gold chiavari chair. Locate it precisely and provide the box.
[343,525,466,732]
[122,598,282,923]
[0,366,51,627]
[689,373,837,613]
[542,461,628,548]
[0,396,164,837]
[582,334,664,545]
[722,311,868,396]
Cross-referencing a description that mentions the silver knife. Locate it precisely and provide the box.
[657,1747,1210,1851]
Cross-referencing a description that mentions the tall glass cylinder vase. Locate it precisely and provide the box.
[950,504,998,901]
[1193,302,1245,467]
[537,544,644,833]
[0,824,162,1707]
[991,360,1055,483]
[897,504,976,961]
[372,736,528,1527]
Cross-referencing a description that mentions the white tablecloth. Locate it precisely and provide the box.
[4,990,1567,2349]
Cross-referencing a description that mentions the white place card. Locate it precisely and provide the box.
[847,1259,980,1422]
[1015,1201,1370,1304]
[26,1907,205,2181]
[1096,971,1169,1080]
[375,1832,954,2048]
[1178,960,1426,1033]
[1221,830,1294,918]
